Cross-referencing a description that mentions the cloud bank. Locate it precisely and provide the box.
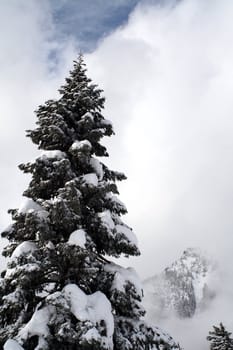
[87,0,233,273]
[85,1,233,347]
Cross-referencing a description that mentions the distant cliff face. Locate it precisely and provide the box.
[143,248,216,319]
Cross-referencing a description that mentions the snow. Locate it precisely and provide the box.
[3,289,22,304]
[3,224,13,234]
[5,263,40,279]
[19,199,42,214]
[4,339,24,350]
[105,193,127,212]
[11,241,37,259]
[70,140,92,152]
[82,173,98,187]
[115,224,138,246]
[44,284,114,348]
[150,324,177,348]
[17,305,54,349]
[46,241,55,250]
[105,262,143,297]
[192,269,209,305]
[90,157,104,180]
[68,229,87,248]
[63,284,114,348]
[64,180,82,195]
[143,247,215,320]
[98,210,115,230]
[19,198,48,219]
[81,112,94,121]
[39,150,66,160]
[101,119,112,126]
[183,255,197,270]
[178,248,213,306]
[83,328,101,342]
[36,283,56,298]
[98,212,138,248]
[7,241,38,279]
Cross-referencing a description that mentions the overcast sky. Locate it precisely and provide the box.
[1,1,233,348]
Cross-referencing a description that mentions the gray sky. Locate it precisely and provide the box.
[1,0,233,348]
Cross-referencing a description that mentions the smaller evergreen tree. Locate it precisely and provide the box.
[207,323,233,350]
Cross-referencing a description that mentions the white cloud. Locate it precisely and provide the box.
[86,1,233,347]
[0,0,77,267]
[87,0,233,271]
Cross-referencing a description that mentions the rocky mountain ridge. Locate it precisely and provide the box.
[143,247,216,319]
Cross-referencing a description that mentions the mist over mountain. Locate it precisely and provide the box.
[143,248,217,321]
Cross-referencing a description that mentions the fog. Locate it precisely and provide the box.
[1,0,233,348]
[87,0,233,276]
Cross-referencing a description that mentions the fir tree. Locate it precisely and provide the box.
[0,55,178,350]
[207,323,233,350]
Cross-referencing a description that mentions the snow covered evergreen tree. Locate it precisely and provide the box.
[207,323,233,350]
[0,55,178,350]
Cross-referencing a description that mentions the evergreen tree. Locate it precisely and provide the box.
[0,55,178,350]
[207,323,233,350]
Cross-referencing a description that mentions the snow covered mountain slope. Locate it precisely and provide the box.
[143,248,217,319]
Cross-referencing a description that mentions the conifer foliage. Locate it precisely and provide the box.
[0,55,177,350]
[207,323,233,350]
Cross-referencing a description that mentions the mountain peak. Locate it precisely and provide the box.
[143,247,216,320]
[166,247,211,279]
